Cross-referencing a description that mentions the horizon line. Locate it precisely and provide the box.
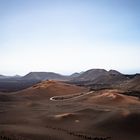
[0,68,140,77]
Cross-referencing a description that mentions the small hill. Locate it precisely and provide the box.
[69,72,81,78]
[14,80,88,100]
[86,90,140,106]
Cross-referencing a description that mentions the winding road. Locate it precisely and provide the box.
[50,91,94,101]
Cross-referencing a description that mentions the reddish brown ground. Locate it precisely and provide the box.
[0,81,140,140]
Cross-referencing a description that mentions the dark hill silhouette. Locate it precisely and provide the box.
[71,69,124,82]
[70,69,126,89]
[72,69,109,81]
[69,69,140,94]
[22,72,69,81]
[0,75,11,79]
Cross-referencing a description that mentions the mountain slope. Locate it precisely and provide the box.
[71,69,125,82]
[72,69,108,81]
[70,69,127,89]
[70,69,140,93]
[14,80,88,100]
[86,90,140,106]
[22,72,69,81]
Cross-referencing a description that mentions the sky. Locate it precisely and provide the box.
[0,0,140,76]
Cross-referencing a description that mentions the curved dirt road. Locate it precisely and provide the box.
[50,91,94,101]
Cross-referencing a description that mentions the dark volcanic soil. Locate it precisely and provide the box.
[0,81,140,140]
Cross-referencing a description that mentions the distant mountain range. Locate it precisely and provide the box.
[69,69,140,91]
[1,69,139,81]
[0,69,140,92]
[0,74,21,79]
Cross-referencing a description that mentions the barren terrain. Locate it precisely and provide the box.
[0,80,140,140]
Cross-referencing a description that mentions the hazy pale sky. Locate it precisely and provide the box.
[0,0,140,75]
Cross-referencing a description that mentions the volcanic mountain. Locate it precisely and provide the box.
[14,80,88,100]
[119,74,140,91]
[22,72,69,81]
[69,69,140,93]
[69,69,127,90]
[71,69,125,82]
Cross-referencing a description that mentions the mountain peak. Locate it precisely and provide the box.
[22,72,68,81]
[108,70,122,75]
